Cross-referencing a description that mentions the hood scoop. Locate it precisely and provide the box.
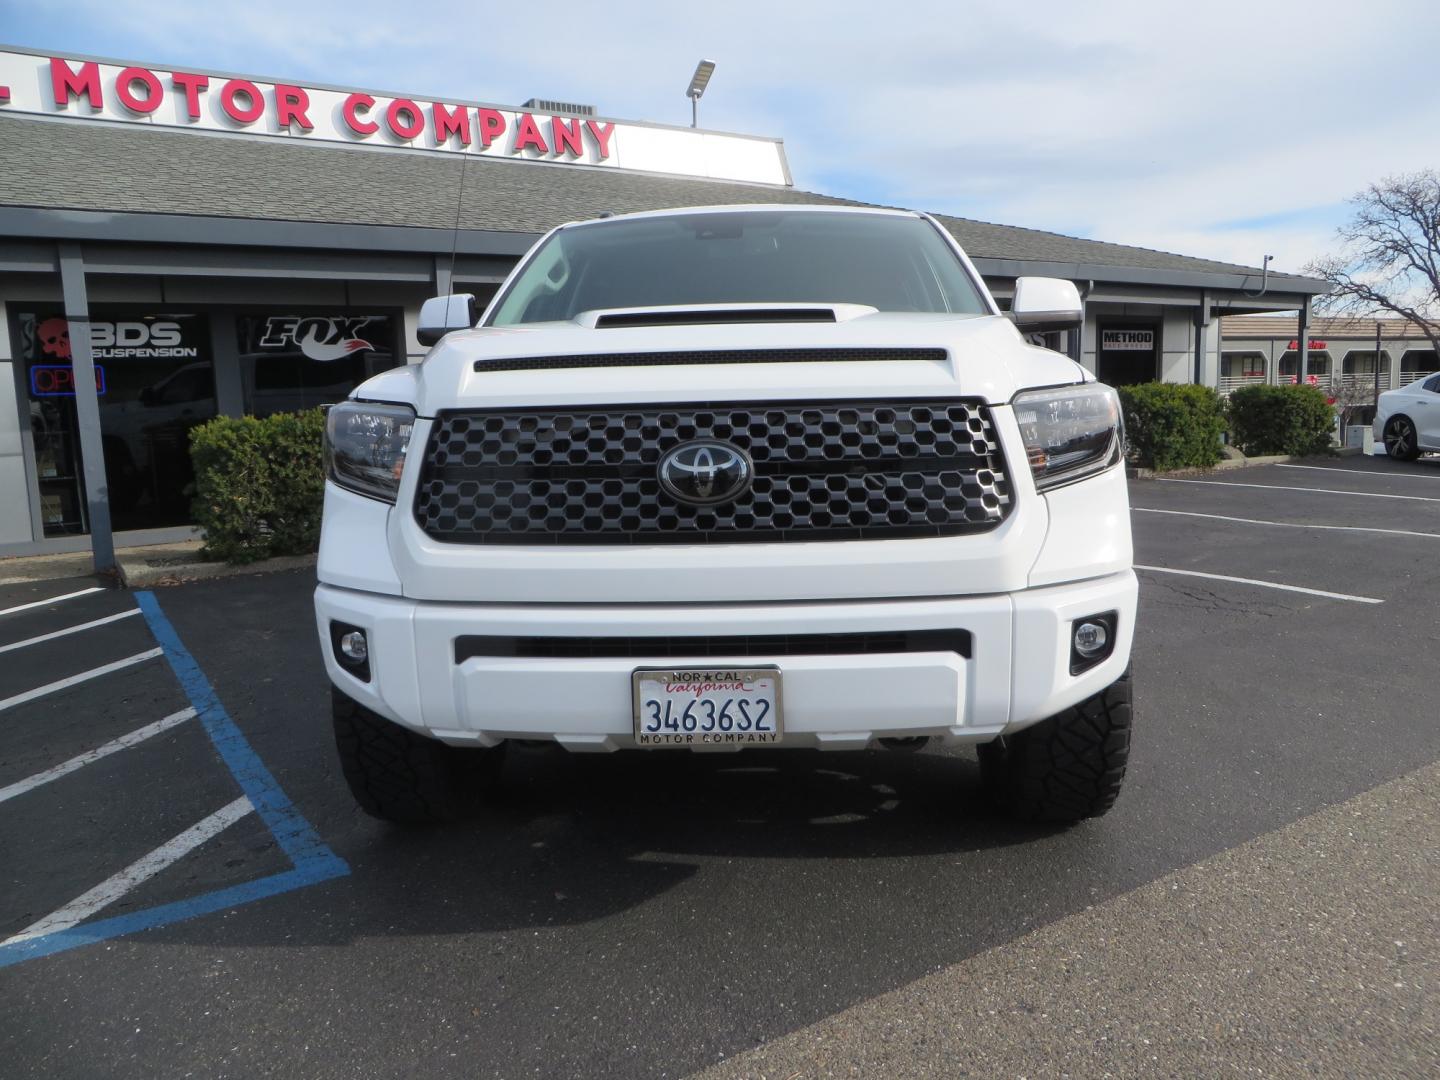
[579,303,877,330]
[473,346,947,374]
[595,308,834,329]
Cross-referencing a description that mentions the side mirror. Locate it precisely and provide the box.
[1010,277,1083,332]
[417,293,479,346]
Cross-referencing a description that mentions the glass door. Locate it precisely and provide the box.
[1097,324,1160,386]
[15,310,217,535]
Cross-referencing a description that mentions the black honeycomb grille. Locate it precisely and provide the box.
[414,399,1012,545]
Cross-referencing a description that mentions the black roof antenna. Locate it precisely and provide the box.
[446,147,473,294]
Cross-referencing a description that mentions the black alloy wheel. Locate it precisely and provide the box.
[1384,416,1421,461]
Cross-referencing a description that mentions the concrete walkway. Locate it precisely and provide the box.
[695,762,1440,1079]
[0,540,313,587]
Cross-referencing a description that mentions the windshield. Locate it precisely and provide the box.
[487,210,988,326]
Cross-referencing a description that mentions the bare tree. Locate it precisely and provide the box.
[1306,170,1440,355]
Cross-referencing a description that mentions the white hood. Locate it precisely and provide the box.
[357,311,1088,414]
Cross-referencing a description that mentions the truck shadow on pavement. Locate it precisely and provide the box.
[139,742,1076,952]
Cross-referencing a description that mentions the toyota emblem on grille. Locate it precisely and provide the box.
[658,441,753,505]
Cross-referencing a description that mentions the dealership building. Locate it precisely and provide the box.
[0,45,1332,559]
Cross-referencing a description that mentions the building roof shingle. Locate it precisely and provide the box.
[0,114,1324,290]
[1220,315,1435,341]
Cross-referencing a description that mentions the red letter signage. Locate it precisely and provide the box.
[476,108,506,148]
[115,67,162,114]
[342,92,378,135]
[274,85,313,130]
[385,98,425,140]
[513,113,549,154]
[170,72,209,119]
[586,120,615,160]
[433,102,470,146]
[219,79,265,124]
[550,117,583,157]
[7,51,768,179]
[50,58,103,110]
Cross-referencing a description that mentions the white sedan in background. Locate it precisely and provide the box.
[1375,372,1440,460]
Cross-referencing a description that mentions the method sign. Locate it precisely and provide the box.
[1101,330,1154,352]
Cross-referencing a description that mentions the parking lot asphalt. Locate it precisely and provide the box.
[1,455,1437,1078]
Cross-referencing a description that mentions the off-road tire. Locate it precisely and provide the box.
[1384,416,1421,461]
[331,687,504,824]
[978,668,1132,824]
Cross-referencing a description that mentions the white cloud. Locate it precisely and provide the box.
[25,0,1440,274]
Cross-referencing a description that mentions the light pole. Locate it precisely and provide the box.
[1372,320,1382,415]
[687,60,716,128]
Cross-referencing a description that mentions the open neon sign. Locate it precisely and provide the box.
[30,364,107,397]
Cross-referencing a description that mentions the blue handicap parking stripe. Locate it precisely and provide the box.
[0,591,348,969]
[132,591,344,872]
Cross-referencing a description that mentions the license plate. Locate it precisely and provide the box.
[632,668,783,747]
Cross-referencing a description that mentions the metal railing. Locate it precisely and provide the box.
[1333,373,1390,393]
[1218,375,1267,394]
[1218,367,1437,397]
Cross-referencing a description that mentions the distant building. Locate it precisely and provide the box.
[1218,316,1439,417]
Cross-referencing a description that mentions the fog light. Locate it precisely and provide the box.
[1073,621,1108,657]
[339,630,368,664]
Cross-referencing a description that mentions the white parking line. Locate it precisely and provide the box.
[0,609,142,655]
[0,708,197,804]
[1134,507,1440,539]
[1153,478,1440,502]
[1,796,254,945]
[1277,463,1440,481]
[0,587,106,618]
[1134,565,1384,604]
[0,648,164,713]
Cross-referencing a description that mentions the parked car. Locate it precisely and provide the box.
[1374,372,1440,460]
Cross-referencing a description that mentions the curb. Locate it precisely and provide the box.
[119,552,318,588]
[1127,448,1359,480]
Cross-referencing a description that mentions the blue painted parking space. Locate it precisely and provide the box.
[0,585,347,969]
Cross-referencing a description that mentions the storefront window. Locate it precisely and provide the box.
[235,312,398,417]
[1278,350,1332,382]
[1097,325,1158,387]
[1400,350,1438,380]
[1220,352,1266,378]
[15,310,216,537]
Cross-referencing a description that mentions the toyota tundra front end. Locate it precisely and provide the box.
[315,206,1136,825]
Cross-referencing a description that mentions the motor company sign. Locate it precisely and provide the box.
[0,47,789,184]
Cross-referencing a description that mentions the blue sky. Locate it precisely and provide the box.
[5,0,1437,277]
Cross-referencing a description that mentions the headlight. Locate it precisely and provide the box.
[1012,384,1122,491]
[324,401,415,503]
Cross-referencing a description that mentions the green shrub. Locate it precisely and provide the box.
[1117,383,1226,471]
[189,409,326,564]
[1226,384,1335,457]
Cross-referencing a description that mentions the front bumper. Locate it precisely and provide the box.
[314,570,1136,752]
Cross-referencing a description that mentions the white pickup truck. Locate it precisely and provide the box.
[315,205,1136,826]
